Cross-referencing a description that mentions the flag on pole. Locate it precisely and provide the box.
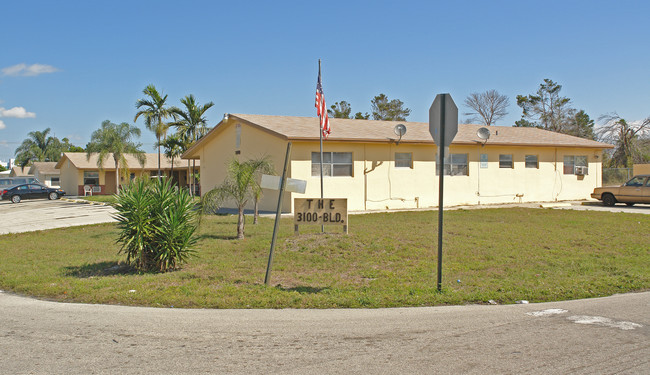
[315,64,330,139]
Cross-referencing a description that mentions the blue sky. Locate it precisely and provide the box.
[1,0,649,162]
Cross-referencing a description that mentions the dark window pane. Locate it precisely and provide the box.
[312,164,331,177]
[332,164,352,176]
[395,153,411,168]
[333,152,352,163]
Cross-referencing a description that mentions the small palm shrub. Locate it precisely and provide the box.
[113,177,199,272]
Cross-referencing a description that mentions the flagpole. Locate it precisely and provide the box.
[318,59,325,233]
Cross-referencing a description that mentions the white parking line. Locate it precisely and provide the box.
[567,315,643,330]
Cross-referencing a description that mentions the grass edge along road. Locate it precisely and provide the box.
[0,208,648,309]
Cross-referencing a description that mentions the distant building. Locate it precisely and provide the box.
[55,152,199,195]
[633,164,650,175]
[9,166,30,177]
[29,162,60,187]
[183,114,614,213]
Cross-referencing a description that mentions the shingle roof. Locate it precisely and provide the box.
[183,113,613,158]
[10,166,30,176]
[29,162,59,175]
[55,152,198,170]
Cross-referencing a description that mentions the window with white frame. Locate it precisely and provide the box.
[436,153,468,176]
[499,154,513,168]
[563,155,588,174]
[395,152,412,168]
[525,155,538,169]
[311,152,353,177]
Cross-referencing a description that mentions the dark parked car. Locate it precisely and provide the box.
[0,183,66,203]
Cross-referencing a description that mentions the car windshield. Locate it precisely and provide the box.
[624,177,645,187]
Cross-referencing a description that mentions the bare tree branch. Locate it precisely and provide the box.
[463,90,509,126]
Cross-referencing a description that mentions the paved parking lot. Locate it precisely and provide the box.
[555,201,650,214]
[1,199,647,236]
[0,199,117,235]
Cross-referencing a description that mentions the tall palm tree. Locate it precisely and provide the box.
[134,84,172,178]
[86,120,146,191]
[159,133,184,184]
[14,128,62,168]
[169,94,214,195]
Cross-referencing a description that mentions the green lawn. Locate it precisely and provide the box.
[0,208,648,308]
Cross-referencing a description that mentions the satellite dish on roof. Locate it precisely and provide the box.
[394,124,407,145]
[477,127,490,145]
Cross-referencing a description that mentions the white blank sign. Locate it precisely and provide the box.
[260,174,307,194]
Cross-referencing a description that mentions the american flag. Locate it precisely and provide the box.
[315,64,330,139]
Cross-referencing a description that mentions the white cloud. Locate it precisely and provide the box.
[0,106,36,118]
[0,120,5,130]
[2,63,60,77]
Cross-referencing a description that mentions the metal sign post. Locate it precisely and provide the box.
[264,142,292,286]
[429,94,458,292]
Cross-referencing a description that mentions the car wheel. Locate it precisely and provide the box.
[11,195,21,203]
[602,193,616,207]
[48,192,59,200]
[625,202,635,207]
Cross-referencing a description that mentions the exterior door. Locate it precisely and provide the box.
[105,171,116,194]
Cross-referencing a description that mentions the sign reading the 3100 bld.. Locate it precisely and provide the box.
[294,198,348,234]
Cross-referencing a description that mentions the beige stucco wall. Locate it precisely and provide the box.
[59,159,81,195]
[193,121,606,213]
[288,143,603,211]
[633,164,650,175]
[197,120,290,212]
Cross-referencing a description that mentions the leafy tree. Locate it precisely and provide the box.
[202,157,274,239]
[169,94,214,195]
[354,112,370,120]
[114,177,199,272]
[328,101,352,119]
[516,79,571,132]
[0,164,7,172]
[14,128,62,167]
[597,114,650,167]
[61,137,84,152]
[463,90,509,126]
[371,93,411,121]
[134,84,173,177]
[86,120,146,191]
[565,110,595,140]
[515,79,595,139]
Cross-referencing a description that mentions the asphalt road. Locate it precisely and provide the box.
[0,291,647,374]
[0,198,116,235]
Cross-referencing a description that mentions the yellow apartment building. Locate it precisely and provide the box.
[182,114,613,213]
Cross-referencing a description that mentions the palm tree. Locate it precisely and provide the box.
[86,120,146,191]
[134,84,172,178]
[159,133,184,184]
[14,128,62,168]
[169,94,214,195]
[251,159,275,224]
[202,157,274,239]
